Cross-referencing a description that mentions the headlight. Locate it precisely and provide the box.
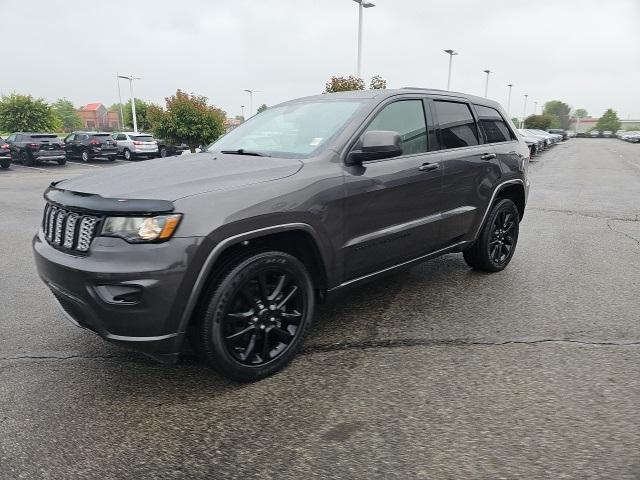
[100,214,182,243]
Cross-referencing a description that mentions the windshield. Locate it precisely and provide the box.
[208,99,365,158]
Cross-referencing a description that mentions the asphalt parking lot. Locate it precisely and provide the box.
[1,140,639,479]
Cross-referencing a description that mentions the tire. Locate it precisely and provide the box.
[0,160,9,169]
[195,250,315,382]
[463,198,520,272]
[107,155,116,162]
[20,151,34,167]
[81,150,90,162]
[159,147,168,158]
[57,158,67,166]
[123,149,132,161]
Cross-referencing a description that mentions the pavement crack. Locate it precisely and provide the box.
[606,218,640,247]
[0,353,131,362]
[529,207,640,222]
[302,337,640,354]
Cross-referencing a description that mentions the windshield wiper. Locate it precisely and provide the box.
[220,148,270,157]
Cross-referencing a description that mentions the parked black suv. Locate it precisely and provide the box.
[156,140,189,158]
[64,132,118,162]
[5,133,66,166]
[0,137,11,169]
[34,89,530,381]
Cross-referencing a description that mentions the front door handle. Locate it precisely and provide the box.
[418,162,439,172]
[481,152,497,161]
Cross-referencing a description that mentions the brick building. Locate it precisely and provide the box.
[77,103,121,131]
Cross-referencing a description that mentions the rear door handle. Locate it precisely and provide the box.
[418,162,439,172]
[481,153,497,160]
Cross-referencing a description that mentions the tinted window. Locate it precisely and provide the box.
[474,104,513,143]
[91,134,112,138]
[130,135,154,142]
[434,101,479,149]
[116,134,127,140]
[365,100,427,155]
[78,134,89,141]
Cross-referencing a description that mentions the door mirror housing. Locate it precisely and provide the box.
[346,130,402,165]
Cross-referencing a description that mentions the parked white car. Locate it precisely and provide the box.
[112,132,159,160]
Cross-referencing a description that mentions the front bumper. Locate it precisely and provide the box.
[33,231,205,362]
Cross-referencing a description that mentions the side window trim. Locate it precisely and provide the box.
[431,99,482,151]
[472,103,516,144]
[346,96,431,163]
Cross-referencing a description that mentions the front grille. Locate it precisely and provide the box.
[42,203,100,253]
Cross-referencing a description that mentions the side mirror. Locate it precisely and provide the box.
[346,130,402,165]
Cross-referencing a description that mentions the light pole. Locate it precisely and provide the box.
[506,84,513,115]
[116,74,125,130]
[117,75,141,133]
[353,0,375,78]
[534,101,538,115]
[240,105,245,120]
[521,94,529,128]
[483,70,492,97]
[243,89,259,117]
[444,49,458,90]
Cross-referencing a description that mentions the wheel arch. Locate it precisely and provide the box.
[177,223,329,336]
[495,182,526,220]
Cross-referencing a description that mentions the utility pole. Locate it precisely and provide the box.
[117,75,141,132]
[116,74,125,130]
[506,84,513,115]
[521,94,529,128]
[353,0,375,78]
[483,70,492,97]
[444,49,458,90]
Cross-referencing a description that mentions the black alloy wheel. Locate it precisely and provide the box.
[488,209,516,265]
[463,198,520,272]
[20,151,34,166]
[196,251,314,382]
[0,159,9,169]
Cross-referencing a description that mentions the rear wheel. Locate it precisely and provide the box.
[20,151,34,167]
[81,150,90,162]
[195,250,315,382]
[123,149,132,161]
[463,198,520,272]
[107,155,116,162]
[159,147,168,158]
[57,158,67,165]
[0,159,9,169]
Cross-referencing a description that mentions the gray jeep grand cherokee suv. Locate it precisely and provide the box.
[34,88,530,381]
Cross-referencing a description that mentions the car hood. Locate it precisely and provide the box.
[56,152,303,201]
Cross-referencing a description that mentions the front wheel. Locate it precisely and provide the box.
[463,198,520,272]
[20,151,34,167]
[107,155,116,162]
[0,160,9,169]
[81,150,90,162]
[123,149,132,161]
[57,158,67,165]
[195,251,315,382]
[159,147,168,158]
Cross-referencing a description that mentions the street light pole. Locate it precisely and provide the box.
[243,89,258,117]
[521,94,529,128]
[444,49,458,90]
[534,101,538,115]
[117,75,141,133]
[483,70,492,97]
[241,105,245,120]
[353,0,375,78]
[506,84,513,115]
[116,74,124,130]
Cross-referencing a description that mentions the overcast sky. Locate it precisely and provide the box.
[2,0,639,120]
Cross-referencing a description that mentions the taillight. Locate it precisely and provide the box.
[27,143,40,149]
[133,141,142,145]
[89,139,100,145]
[1,144,8,149]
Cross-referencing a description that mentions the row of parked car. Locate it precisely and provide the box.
[617,131,640,143]
[0,131,188,168]
[518,128,568,157]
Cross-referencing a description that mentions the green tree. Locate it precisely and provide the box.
[574,108,588,119]
[543,100,571,130]
[325,75,366,93]
[52,98,82,132]
[369,75,387,90]
[256,103,268,114]
[147,90,226,152]
[524,114,555,130]
[235,114,245,122]
[595,108,621,132]
[123,98,153,131]
[0,93,59,132]
[511,117,521,127]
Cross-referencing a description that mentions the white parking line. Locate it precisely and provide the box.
[66,161,105,168]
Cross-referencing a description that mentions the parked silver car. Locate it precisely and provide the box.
[112,132,159,160]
